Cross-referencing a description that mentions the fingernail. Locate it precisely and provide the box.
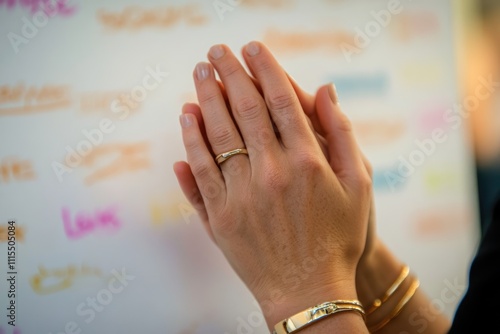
[328,83,339,104]
[179,114,192,128]
[209,44,225,59]
[246,41,260,56]
[196,62,210,81]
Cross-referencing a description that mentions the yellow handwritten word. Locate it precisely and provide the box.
[0,224,25,242]
[81,142,150,185]
[399,63,442,86]
[97,5,207,30]
[150,191,197,226]
[0,83,71,116]
[30,264,103,295]
[423,168,460,195]
[353,119,406,146]
[0,157,36,183]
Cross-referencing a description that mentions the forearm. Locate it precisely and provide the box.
[356,240,451,333]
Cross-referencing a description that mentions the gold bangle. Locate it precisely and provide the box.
[273,300,365,334]
[366,265,410,315]
[368,278,420,333]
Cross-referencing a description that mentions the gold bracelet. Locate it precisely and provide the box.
[273,300,365,334]
[366,265,410,315]
[368,278,420,333]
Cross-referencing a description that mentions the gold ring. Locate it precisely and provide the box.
[215,148,248,165]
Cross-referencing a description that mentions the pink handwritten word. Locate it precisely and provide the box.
[0,0,76,17]
[0,327,21,334]
[418,104,449,133]
[62,206,121,240]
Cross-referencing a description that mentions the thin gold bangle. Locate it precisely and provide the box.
[368,278,420,333]
[273,300,365,334]
[366,265,410,315]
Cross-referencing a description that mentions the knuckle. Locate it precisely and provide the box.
[190,161,213,180]
[198,91,219,105]
[184,134,201,152]
[213,213,239,238]
[336,112,353,133]
[267,90,297,111]
[364,159,373,179]
[211,126,236,148]
[252,57,273,73]
[218,61,241,78]
[356,170,373,195]
[234,96,263,120]
[294,151,323,173]
[261,162,290,192]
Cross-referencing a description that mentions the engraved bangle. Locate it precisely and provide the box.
[273,300,365,334]
[366,265,410,315]
[368,278,420,333]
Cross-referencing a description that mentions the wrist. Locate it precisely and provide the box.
[356,239,405,308]
[258,274,359,331]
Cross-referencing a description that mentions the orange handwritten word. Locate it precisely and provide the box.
[353,119,406,146]
[30,264,103,295]
[0,157,36,183]
[79,90,140,115]
[0,83,71,116]
[390,11,439,42]
[0,224,25,242]
[97,5,207,30]
[80,142,150,185]
[413,208,471,238]
[241,0,291,8]
[262,28,354,54]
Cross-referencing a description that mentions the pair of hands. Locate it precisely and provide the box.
[174,41,375,329]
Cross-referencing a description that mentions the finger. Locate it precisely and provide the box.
[193,62,249,176]
[173,161,215,243]
[286,73,320,130]
[251,72,329,158]
[315,84,366,183]
[180,113,226,209]
[242,41,316,149]
[182,103,212,155]
[207,44,278,154]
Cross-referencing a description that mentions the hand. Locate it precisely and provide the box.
[177,53,378,305]
[286,77,378,307]
[174,41,372,329]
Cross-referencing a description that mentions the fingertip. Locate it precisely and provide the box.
[327,83,339,105]
[182,102,201,114]
[173,161,187,174]
[207,43,229,59]
[179,113,195,128]
[244,40,262,57]
[315,85,334,112]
